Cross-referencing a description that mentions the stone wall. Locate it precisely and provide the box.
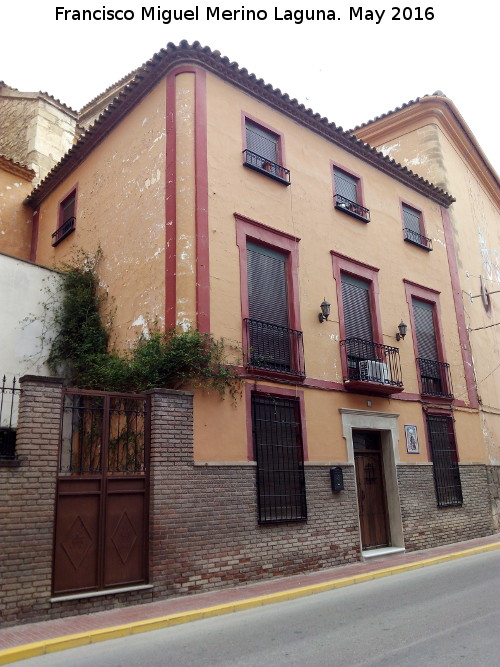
[397,463,493,550]
[0,88,77,184]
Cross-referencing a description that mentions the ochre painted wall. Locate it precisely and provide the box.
[0,166,33,260]
[35,80,168,347]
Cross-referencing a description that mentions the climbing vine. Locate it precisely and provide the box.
[47,250,241,399]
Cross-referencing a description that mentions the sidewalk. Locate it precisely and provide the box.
[1,533,499,664]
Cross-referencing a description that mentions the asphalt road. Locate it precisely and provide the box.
[23,549,500,666]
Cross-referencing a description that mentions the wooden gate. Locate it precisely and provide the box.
[53,390,150,596]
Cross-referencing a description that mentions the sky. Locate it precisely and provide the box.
[2,0,499,174]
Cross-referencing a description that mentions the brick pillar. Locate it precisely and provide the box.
[0,375,64,625]
[147,388,194,598]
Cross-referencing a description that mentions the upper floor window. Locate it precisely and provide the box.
[332,165,370,222]
[411,297,453,398]
[331,252,403,393]
[52,189,76,247]
[243,118,290,185]
[402,203,432,250]
[235,215,304,379]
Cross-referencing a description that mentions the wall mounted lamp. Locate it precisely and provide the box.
[318,299,331,323]
[396,320,408,341]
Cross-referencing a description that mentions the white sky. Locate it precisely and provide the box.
[3,0,500,176]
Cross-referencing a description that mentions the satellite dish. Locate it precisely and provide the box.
[480,275,490,309]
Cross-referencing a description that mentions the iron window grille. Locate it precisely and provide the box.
[0,375,20,460]
[403,205,432,249]
[52,191,76,246]
[426,414,463,507]
[244,318,305,378]
[417,358,454,398]
[252,393,307,524]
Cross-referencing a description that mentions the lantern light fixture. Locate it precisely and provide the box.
[318,299,331,323]
[396,320,408,341]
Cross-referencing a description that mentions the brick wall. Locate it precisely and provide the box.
[148,388,360,599]
[397,464,493,550]
[0,376,63,625]
[487,465,500,531]
[2,380,496,627]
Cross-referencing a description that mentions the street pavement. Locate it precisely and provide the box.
[0,533,499,664]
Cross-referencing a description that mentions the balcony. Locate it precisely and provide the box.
[52,216,75,246]
[334,194,370,222]
[404,227,433,250]
[243,150,291,185]
[340,338,403,394]
[243,318,305,379]
[417,358,453,399]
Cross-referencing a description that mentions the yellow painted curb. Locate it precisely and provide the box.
[1,541,499,665]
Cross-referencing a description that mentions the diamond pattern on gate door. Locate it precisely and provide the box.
[111,511,137,564]
[61,516,93,570]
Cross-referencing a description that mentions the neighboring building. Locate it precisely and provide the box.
[352,94,500,528]
[0,43,498,609]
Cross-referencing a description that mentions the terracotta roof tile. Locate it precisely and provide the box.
[26,41,454,207]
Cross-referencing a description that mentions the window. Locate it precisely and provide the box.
[236,215,304,379]
[412,298,453,398]
[243,118,290,184]
[52,189,76,246]
[402,203,432,250]
[332,165,370,222]
[332,252,402,391]
[426,414,462,507]
[252,393,307,523]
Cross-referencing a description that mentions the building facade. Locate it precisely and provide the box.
[0,43,498,614]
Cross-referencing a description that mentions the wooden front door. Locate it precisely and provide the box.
[354,430,389,550]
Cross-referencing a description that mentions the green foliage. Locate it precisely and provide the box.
[48,250,241,399]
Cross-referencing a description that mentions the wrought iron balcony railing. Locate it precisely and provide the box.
[52,216,76,246]
[243,150,291,185]
[334,194,370,222]
[404,227,433,250]
[244,318,305,378]
[340,338,403,393]
[417,358,453,398]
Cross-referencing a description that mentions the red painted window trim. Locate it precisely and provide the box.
[241,112,286,167]
[235,214,301,330]
[400,198,431,248]
[330,160,366,207]
[245,383,308,461]
[331,251,382,383]
[57,185,78,229]
[403,279,450,396]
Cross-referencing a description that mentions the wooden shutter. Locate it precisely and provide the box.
[246,122,278,164]
[403,205,421,235]
[61,194,75,224]
[341,274,373,342]
[412,298,438,360]
[247,242,288,326]
[334,169,358,203]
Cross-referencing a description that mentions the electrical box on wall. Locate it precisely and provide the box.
[330,466,344,493]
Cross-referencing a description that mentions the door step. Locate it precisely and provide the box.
[362,546,405,560]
